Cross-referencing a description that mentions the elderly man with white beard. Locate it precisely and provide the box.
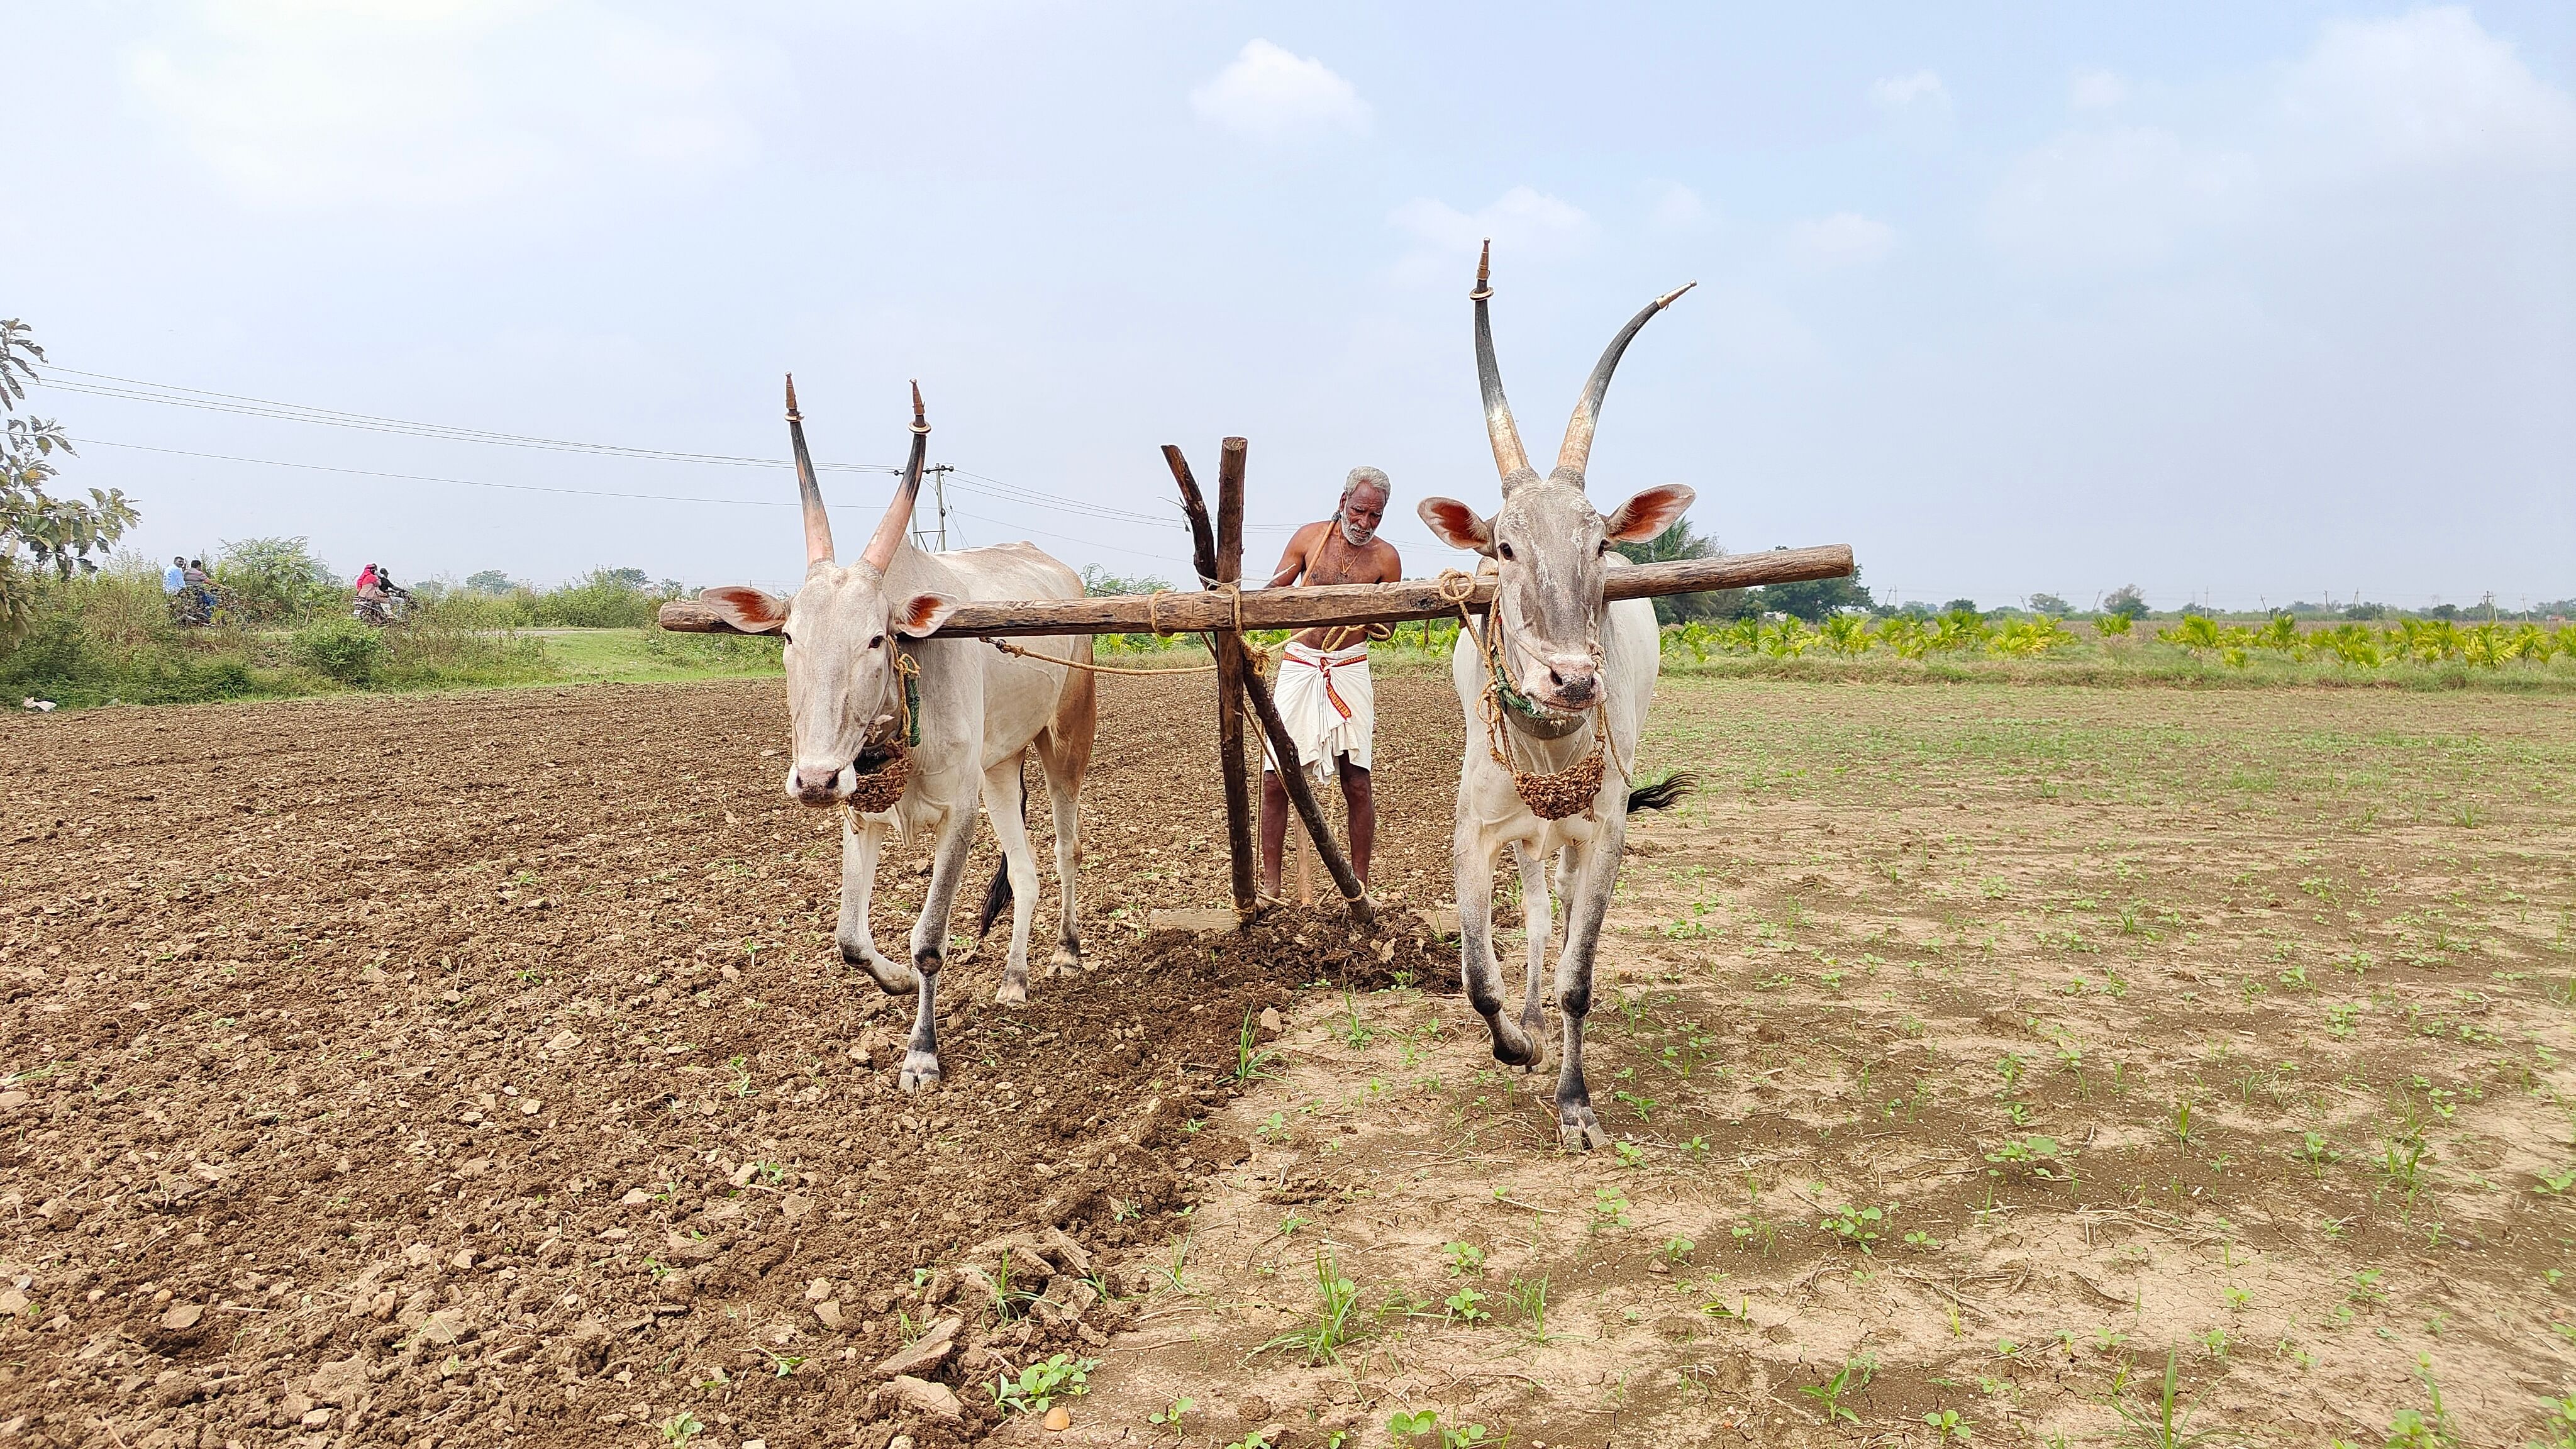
[1258,465,1403,901]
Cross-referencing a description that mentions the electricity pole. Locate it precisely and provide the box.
[911,465,953,552]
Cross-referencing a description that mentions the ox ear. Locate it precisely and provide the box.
[1602,484,1697,545]
[1418,497,1494,555]
[697,585,789,634]
[891,591,961,638]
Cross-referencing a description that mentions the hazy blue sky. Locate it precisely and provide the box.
[10,3,2572,609]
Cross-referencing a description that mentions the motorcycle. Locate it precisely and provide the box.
[353,586,414,628]
[169,585,231,628]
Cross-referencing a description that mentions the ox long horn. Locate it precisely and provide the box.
[787,374,835,566]
[1551,279,1696,487]
[1472,240,1541,494]
[858,380,930,574]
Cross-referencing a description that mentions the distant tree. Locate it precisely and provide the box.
[1941,597,1980,616]
[215,536,340,623]
[464,569,521,595]
[599,566,652,591]
[2028,592,2072,615]
[1614,519,1746,623]
[2341,601,2388,620]
[1080,564,1173,597]
[2102,585,2149,620]
[2423,602,2461,621]
[1,319,138,645]
[1758,566,1874,623]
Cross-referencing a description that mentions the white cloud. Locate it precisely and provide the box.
[1781,211,1896,270]
[1189,39,1370,143]
[2070,69,2128,111]
[1870,69,1953,147]
[1987,126,2253,270]
[2279,6,2576,172]
[1645,179,1712,233]
[128,0,771,209]
[1870,69,1950,116]
[1989,8,2574,272]
[1392,186,1594,260]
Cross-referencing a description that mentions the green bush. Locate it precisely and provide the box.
[528,568,670,628]
[214,536,343,625]
[292,616,384,684]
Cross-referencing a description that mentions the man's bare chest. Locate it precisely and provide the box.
[1303,536,1387,587]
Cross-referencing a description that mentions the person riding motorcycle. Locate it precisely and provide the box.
[353,564,412,626]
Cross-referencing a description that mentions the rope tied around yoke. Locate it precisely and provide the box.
[983,582,1255,677]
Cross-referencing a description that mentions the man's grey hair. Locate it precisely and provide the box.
[1341,465,1391,502]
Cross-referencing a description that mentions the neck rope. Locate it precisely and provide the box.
[1469,594,1613,821]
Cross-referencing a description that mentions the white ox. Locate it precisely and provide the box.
[1418,245,1697,1150]
[696,380,1095,1091]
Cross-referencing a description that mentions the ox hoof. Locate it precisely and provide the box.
[994,977,1028,1006]
[1489,1025,1545,1074]
[1043,947,1082,979]
[1557,1106,1609,1153]
[898,1052,943,1092]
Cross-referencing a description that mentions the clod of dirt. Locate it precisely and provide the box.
[884,1375,963,1419]
[306,1355,369,1406]
[877,1314,961,1376]
[156,1302,203,1331]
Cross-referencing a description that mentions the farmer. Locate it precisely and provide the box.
[1258,465,1401,898]
[181,558,214,616]
[163,556,186,596]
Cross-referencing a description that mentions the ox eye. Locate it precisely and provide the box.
[1496,541,1515,562]
[867,633,886,650]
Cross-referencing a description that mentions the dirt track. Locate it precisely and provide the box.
[0,675,1463,1449]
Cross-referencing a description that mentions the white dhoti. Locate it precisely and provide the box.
[1262,643,1372,786]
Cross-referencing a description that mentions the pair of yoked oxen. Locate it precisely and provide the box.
[696,248,1696,1151]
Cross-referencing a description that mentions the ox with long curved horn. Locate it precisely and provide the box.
[1550,279,1696,489]
[858,380,930,574]
[786,374,835,566]
[1472,240,1541,494]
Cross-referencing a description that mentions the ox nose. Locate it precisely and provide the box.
[787,763,843,805]
[1547,659,1600,705]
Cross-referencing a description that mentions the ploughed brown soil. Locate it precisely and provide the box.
[8,676,2574,1449]
[0,675,1462,1449]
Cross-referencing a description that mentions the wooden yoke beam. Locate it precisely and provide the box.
[656,545,1856,637]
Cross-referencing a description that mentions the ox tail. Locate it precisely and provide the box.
[1624,770,1699,814]
[977,761,1030,938]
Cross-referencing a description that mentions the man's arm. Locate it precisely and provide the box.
[1265,523,1324,589]
[1376,541,1403,584]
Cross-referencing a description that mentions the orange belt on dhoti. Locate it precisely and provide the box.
[1283,644,1363,722]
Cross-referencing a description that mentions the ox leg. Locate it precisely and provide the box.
[1551,835,1625,1152]
[1458,822,1541,1070]
[983,758,1043,1005]
[1511,843,1552,1044]
[1036,755,1083,975]
[837,813,914,994]
[899,801,982,1092]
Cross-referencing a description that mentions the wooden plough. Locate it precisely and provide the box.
[663,440,1854,928]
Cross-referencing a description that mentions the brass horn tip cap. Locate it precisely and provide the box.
[1657,280,1699,309]
[784,373,801,419]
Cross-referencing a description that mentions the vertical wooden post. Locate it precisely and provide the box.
[1165,445,1257,923]
[1211,440,1256,921]
[1167,438,1375,931]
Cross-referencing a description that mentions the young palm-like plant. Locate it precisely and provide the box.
[1878,614,1930,658]
[1931,609,1992,653]
[2105,1351,2241,1449]
[1819,613,1872,657]
[2160,614,2224,654]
